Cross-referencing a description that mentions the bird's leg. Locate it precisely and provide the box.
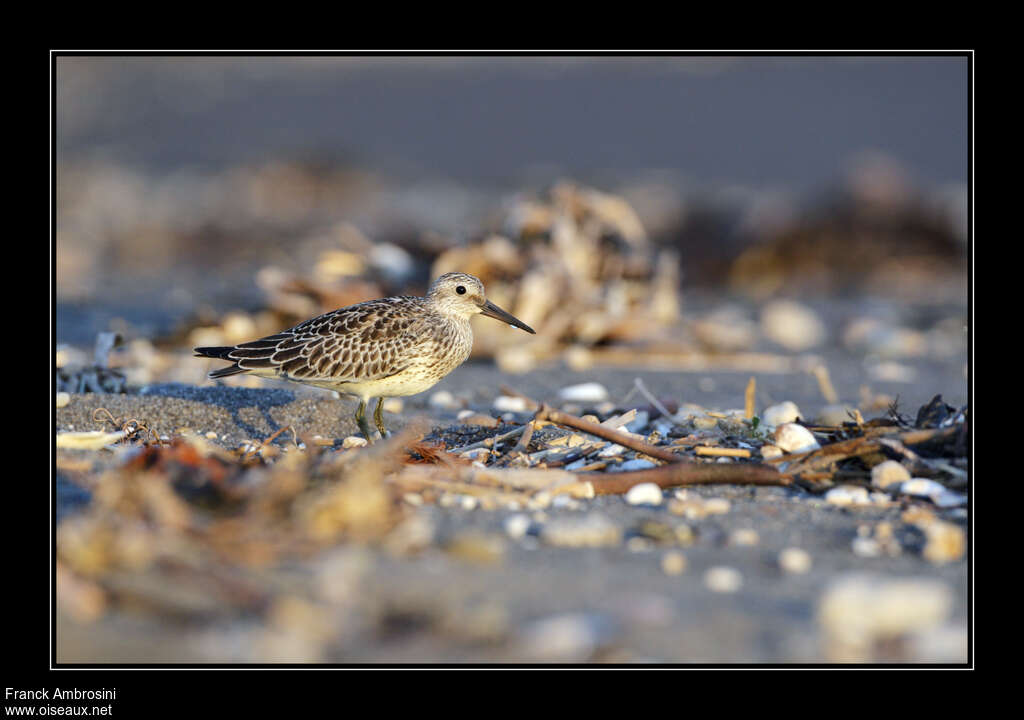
[355,399,375,444]
[374,397,389,439]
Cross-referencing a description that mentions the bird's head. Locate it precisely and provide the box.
[428,272,536,334]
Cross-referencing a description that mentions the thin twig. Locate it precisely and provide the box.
[535,404,682,464]
[632,377,675,420]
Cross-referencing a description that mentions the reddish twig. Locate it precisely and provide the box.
[584,461,788,495]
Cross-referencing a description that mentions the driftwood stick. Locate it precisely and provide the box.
[534,404,682,464]
[695,446,752,458]
[511,420,536,455]
[584,462,789,495]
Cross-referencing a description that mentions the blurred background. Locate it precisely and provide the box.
[53,55,970,664]
[56,59,967,320]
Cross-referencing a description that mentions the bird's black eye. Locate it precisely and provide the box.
[456,286,466,295]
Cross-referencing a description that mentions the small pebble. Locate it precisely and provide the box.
[205,431,218,439]
[527,491,552,510]
[540,514,622,548]
[626,537,654,552]
[900,478,948,499]
[460,448,491,461]
[868,361,918,383]
[429,390,457,409]
[760,299,826,351]
[445,531,505,565]
[825,485,871,506]
[868,492,896,507]
[922,521,966,565]
[618,458,657,472]
[703,497,731,514]
[342,436,367,449]
[493,395,529,413]
[501,512,532,540]
[674,524,695,545]
[704,566,743,593]
[381,398,404,413]
[773,423,820,453]
[458,412,500,428]
[517,612,610,659]
[550,494,579,510]
[932,490,968,508]
[871,460,911,489]
[557,382,610,403]
[779,547,812,574]
[691,415,719,430]
[598,443,627,458]
[625,483,663,506]
[816,404,858,426]
[56,392,71,408]
[852,537,882,557]
[661,551,687,576]
[668,494,730,519]
[729,528,760,546]
[762,401,803,427]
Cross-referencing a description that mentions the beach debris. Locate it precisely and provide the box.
[55,373,967,666]
[56,332,127,394]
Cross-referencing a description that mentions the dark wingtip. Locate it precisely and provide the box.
[208,364,247,379]
[194,346,233,359]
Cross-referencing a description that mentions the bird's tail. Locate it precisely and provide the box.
[194,346,247,378]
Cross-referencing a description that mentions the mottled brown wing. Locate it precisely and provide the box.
[223,298,425,382]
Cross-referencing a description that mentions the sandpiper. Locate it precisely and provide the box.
[195,272,535,442]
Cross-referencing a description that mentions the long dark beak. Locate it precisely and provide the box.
[479,300,536,334]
